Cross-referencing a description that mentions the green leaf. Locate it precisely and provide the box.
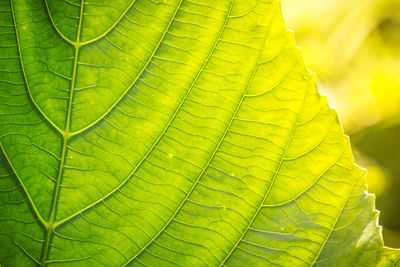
[0,0,398,266]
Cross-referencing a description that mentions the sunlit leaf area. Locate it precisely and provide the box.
[1,0,400,266]
[283,0,400,247]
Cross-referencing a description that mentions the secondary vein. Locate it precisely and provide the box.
[53,0,185,228]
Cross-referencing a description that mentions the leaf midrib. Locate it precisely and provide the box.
[8,0,199,265]
[8,0,185,264]
[39,0,85,265]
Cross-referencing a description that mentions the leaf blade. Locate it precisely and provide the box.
[0,0,399,266]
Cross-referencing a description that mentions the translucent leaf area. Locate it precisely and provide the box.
[0,0,399,266]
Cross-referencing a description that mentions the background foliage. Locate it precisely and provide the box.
[283,0,400,247]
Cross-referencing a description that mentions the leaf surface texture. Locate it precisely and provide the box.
[0,0,399,266]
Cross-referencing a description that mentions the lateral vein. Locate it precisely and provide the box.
[0,141,48,228]
[69,0,182,137]
[53,0,185,228]
[219,13,306,266]
[9,0,64,136]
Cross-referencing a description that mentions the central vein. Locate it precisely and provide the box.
[40,1,85,266]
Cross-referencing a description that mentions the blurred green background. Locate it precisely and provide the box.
[282,0,400,247]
